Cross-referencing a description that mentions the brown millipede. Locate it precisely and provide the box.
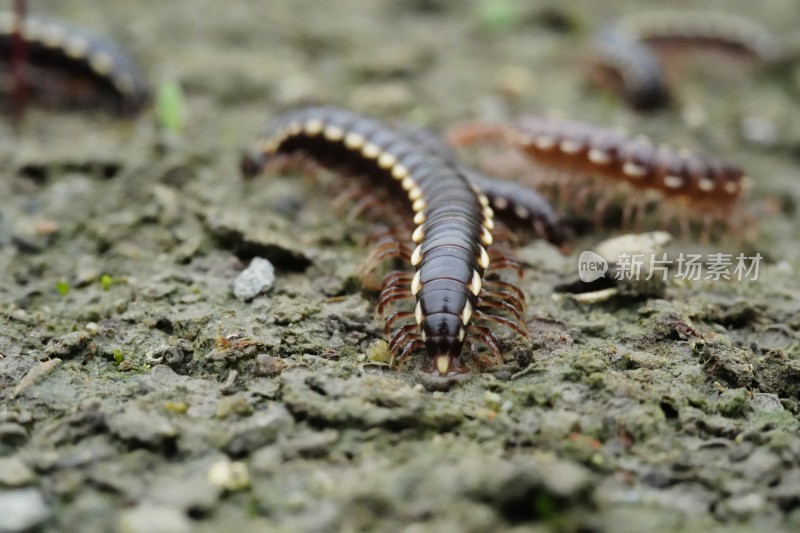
[448,115,745,237]
[0,10,149,113]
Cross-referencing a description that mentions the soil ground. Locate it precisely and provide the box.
[2,1,800,531]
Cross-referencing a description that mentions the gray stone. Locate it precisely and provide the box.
[147,476,221,515]
[0,457,34,487]
[144,339,193,368]
[751,393,784,413]
[118,503,191,533]
[226,405,293,456]
[106,408,177,448]
[539,410,581,439]
[0,488,51,532]
[43,331,93,360]
[719,492,767,520]
[233,257,276,301]
[255,353,284,377]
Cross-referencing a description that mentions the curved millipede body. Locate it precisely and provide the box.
[394,123,566,249]
[245,106,524,377]
[590,11,782,110]
[0,10,149,113]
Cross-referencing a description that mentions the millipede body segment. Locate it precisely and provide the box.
[246,106,520,377]
[394,123,566,249]
[0,10,149,113]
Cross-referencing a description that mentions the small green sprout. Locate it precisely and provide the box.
[477,0,520,32]
[155,80,186,135]
[55,281,70,296]
[100,274,114,291]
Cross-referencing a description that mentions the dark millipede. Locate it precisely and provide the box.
[0,10,149,113]
[589,11,782,110]
[244,106,534,377]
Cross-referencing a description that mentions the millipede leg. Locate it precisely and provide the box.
[698,212,716,243]
[620,195,649,231]
[392,338,424,370]
[474,309,529,338]
[359,235,413,275]
[483,279,526,304]
[384,310,415,336]
[489,224,518,245]
[571,183,589,213]
[369,240,411,262]
[445,121,509,147]
[365,226,413,260]
[348,194,385,221]
[381,271,413,292]
[389,325,423,369]
[331,184,367,214]
[377,287,414,316]
[479,288,526,316]
[486,254,524,278]
[592,193,614,230]
[468,325,504,365]
[679,213,692,241]
[478,296,525,323]
[365,224,410,244]
[389,323,418,348]
[631,197,649,233]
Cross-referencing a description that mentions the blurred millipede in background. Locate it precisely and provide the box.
[588,11,783,110]
[0,8,149,115]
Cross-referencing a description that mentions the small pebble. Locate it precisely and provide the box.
[0,488,51,532]
[484,391,502,411]
[147,476,221,516]
[118,503,192,533]
[43,331,93,360]
[233,257,275,302]
[225,405,294,455]
[106,408,177,448]
[0,457,35,487]
[207,458,251,491]
[741,115,779,147]
[255,353,285,377]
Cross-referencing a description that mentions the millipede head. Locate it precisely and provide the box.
[421,312,470,377]
[239,149,265,179]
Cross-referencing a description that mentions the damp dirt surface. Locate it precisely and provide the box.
[2,1,800,531]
